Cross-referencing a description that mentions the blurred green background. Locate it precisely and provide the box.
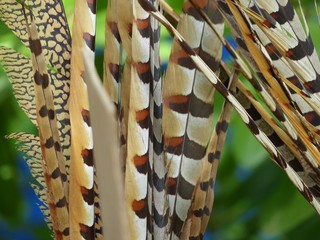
[0,0,319,239]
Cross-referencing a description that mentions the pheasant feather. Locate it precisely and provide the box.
[1,1,320,240]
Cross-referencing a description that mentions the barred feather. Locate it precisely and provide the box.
[2,1,320,240]
[68,0,97,238]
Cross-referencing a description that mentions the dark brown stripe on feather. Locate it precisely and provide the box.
[39,106,48,117]
[177,175,194,199]
[80,223,94,239]
[170,49,195,70]
[81,186,94,205]
[108,63,120,82]
[184,134,206,159]
[82,109,91,126]
[164,95,190,114]
[56,196,67,208]
[83,32,96,52]
[45,136,54,148]
[82,149,94,167]
[51,167,61,179]
[29,38,42,56]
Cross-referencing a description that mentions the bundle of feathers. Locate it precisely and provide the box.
[0,0,320,239]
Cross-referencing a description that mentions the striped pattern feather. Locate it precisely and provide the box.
[2,1,320,240]
[68,0,97,238]
[21,3,69,238]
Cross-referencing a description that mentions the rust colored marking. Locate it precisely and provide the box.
[133,154,148,174]
[183,2,205,21]
[169,49,195,70]
[287,76,303,90]
[136,108,149,129]
[108,21,121,42]
[128,23,133,38]
[136,18,150,38]
[166,177,177,194]
[304,80,320,94]
[83,32,95,52]
[108,63,120,82]
[164,95,190,114]
[80,223,93,239]
[132,198,147,218]
[134,62,152,84]
[80,186,94,205]
[165,136,184,148]
[302,186,313,202]
[304,111,320,126]
[81,109,91,126]
[265,43,279,60]
[44,172,51,184]
[81,148,94,167]
[262,19,273,28]
[165,136,184,155]
[54,230,63,240]
[285,49,294,58]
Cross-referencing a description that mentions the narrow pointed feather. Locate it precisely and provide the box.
[200,1,305,154]
[22,4,69,238]
[186,70,237,239]
[117,0,134,172]
[199,73,237,237]
[161,1,222,238]
[235,2,320,150]
[103,0,121,113]
[220,0,320,208]
[234,87,320,203]
[234,3,320,167]
[238,0,320,125]
[138,0,320,214]
[219,1,320,171]
[174,1,225,238]
[83,48,130,240]
[68,0,97,238]
[148,1,168,239]
[124,1,152,238]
